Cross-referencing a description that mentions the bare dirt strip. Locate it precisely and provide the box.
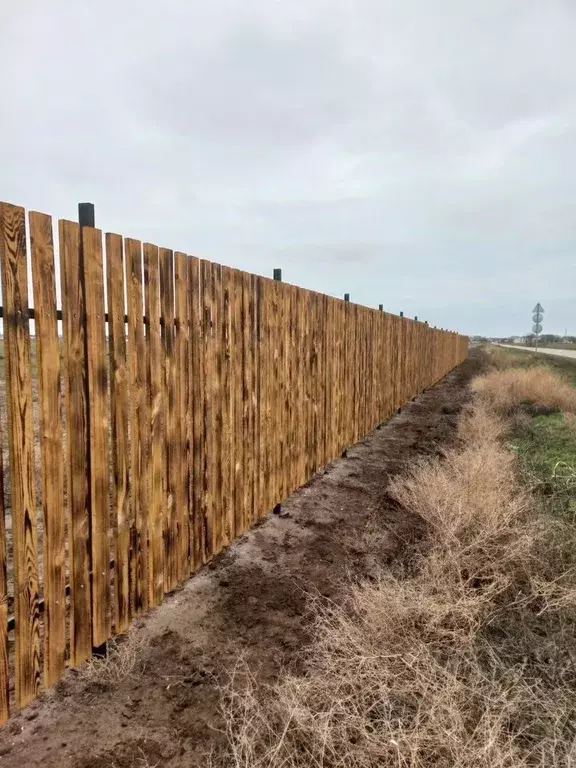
[0,352,481,768]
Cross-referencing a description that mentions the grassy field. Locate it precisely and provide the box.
[495,346,576,521]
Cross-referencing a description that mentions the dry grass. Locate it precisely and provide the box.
[83,633,149,687]
[563,412,576,434]
[484,346,517,370]
[216,396,576,767]
[473,366,576,416]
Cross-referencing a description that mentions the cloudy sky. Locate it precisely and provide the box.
[2,0,575,336]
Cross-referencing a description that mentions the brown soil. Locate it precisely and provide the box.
[0,352,481,768]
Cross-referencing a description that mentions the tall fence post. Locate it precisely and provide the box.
[78,203,95,229]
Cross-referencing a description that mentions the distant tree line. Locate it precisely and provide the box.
[482,334,576,345]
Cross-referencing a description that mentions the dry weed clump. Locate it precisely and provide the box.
[472,366,576,416]
[218,401,576,768]
[83,633,148,688]
[484,345,517,370]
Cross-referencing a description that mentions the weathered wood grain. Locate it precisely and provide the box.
[29,212,66,683]
[211,263,223,551]
[188,256,204,570]
[143,243,164,606]
[106,233,130,633]
[126,239,149,613]
[220,266,233,545]
[174,252,190,580]
[0,396,7,723]
[232,270,243,537]
[59,218,92,667]
[0,203,41,707]
[159,248,176,589]
[82,226,111,647]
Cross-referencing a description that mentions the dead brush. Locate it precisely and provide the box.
[216,401,576,768]
[83,633,148,688]
[484,346,517,371]
[472,366,576,416]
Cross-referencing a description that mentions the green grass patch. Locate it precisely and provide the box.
[510,412,576,520]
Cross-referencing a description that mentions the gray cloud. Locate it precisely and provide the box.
[1,0,576,336]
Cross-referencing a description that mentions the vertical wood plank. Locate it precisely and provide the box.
[255,276,267,517]
[278,283,288,502]
[287,286,296,493]
[262,280,273,513]
[0,401,7,723]
[220,266,233,545]
[232,270,244,537]
[201,260,214,559]
[106,233,130,633]
[82,226,111,647]
[246,273,257,525]
[126,239,149,612]
[211,263,224,549]
[159,247,176,590]
[174,252,190,580]
[29,212,66,683]
[59,218,92,667]
[0,203,41,707]
[188,256,204,569]
[144,243,164,605]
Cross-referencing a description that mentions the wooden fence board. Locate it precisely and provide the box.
[82,226,111,647]
[200,260,214,559]
[174,252,190,580]
[212,263,224,551]
[126,239,149,613]
[188,256,204,570]
[221,266,233,545]
[252,275,262,520]
[231,270,243,538]
[29,211,66,684]
[0,203,41,707]
[0,403,7,724]
[143,244,164,606]
[262,279,273,514]
[243,273,256,526]
[159,248,176,590]
[105,233,130,633]
[58,218,92,667]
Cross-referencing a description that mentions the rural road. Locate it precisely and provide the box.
[497,344,576,360]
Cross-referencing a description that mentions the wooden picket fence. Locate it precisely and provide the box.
[0,200,468,722]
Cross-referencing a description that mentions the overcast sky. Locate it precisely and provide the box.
[2,1,575,336]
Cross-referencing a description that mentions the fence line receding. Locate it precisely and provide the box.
[0,201,468,721]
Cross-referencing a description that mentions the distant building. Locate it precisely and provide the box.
[513,337,525,345]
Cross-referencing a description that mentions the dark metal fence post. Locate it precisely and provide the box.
[273,268,282,281]
[344,293,350,302]
[78,203,95,229]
